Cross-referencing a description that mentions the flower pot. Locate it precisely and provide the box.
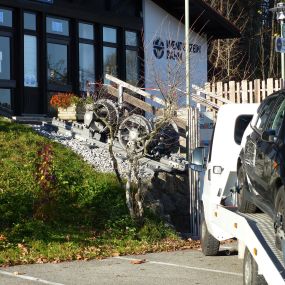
[58,104,85,121]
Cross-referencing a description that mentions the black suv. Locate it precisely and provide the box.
[238,90,285,248]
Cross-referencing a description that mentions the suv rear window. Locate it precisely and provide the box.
[255,97,276,131]
[234,115,253,145]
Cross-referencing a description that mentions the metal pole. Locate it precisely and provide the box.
[185,0,195,235]
[281,19,285,82]
[185,0,191,160]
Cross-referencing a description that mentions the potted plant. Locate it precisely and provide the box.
[50,92,83,121]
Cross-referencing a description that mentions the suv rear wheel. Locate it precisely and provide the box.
[237,166,257,213]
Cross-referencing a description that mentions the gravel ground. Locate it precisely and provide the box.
[31,125,153,180]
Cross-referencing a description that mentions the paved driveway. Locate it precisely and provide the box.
[0,250,243,285]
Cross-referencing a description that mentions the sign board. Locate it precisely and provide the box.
[31,0,53,4]
[275,37,285,53]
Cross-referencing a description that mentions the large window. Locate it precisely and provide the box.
[46,15,70,89]
[24,35,38,87]
[125,31,139,86]
[47,43,68,85]
[103,26,117,82]
[79,43,95,91]
[0,36,10,80]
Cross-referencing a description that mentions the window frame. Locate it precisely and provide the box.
[46,15,71,92]
[0,7,15,113]
[78,21,96,91]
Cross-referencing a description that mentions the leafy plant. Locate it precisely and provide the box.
[50,92,80,109]
[34,144,56,221]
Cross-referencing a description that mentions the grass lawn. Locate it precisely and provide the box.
[0,117,196,266]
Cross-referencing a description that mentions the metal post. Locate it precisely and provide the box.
[185,0,191,161]
[185,0,196,235]
[281,20,285,81]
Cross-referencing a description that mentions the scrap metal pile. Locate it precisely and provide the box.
[48,75,189,173]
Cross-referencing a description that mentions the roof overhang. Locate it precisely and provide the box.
[152,0,240,39]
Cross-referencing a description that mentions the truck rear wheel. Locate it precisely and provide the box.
[237,167,257,213]
[274,186,285,251]
[243,247,267,285]
[200,214,220,256]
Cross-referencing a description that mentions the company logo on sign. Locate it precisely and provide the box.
[153,38,202,61]
[153,38,165,59]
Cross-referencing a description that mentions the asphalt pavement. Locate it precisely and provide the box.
[0,249,243,285]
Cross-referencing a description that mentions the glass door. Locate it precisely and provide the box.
[23,12,40,114]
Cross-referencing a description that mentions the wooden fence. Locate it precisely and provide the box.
[204,78,284,105]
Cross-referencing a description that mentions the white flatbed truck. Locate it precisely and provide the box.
[190,104,285,285]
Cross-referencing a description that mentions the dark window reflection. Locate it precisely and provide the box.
[0,89,11,110]
[126,50,139,86]
[103,47,117,82]
[79,23,94,40]
[0,36,10,80]
[125,31,137,46]
[79,43,95,90]
[47,43,68,85]
[24,13,36,30]
[103,27,116,43]
[0,9,12,27]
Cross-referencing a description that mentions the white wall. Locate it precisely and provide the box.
[143,0,208,107]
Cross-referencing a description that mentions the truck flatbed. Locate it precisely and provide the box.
[212,205,285,284]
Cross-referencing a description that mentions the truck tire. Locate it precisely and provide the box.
[274,186,285,251]
[200,214,220,256]
[237,167,257,213]
[243,247,267,285]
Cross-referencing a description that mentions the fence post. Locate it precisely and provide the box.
[267,78,274,96]
[229,81,236,103]
[261,79,266,101]
[254,79,261,103]
[217,81,223,107]
[241,80,248,103]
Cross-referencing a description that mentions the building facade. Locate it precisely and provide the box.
[0,0,239,116]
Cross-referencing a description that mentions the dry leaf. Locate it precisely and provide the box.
[17,243,28,254]
[76,254,83,260]
[131,259,146,265]
[0,235,6,241]
[112,252,120,257]
[14,272,25,275]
